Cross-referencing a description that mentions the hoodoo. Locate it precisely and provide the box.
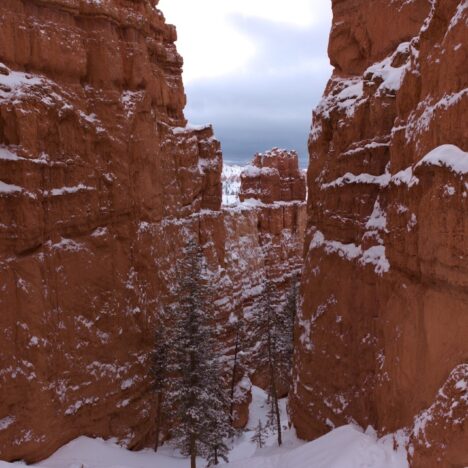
[239,148,306,204]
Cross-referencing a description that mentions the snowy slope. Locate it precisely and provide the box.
[0,386,408,468]
[222,164,243,206]
[22,425,407,468]
[226,425,408,468]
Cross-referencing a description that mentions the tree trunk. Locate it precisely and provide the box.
[154,392,163,452]
[214,446,218,465]
[190,433,197,468]
[270,372,282,446]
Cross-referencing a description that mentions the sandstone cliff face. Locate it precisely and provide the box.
[0,0,306,462]
[236,150,307,395]
[0,0,221,460]
[291,0,467,466]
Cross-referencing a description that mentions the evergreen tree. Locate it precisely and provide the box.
[274,276,298,391]
[162,239,233,468]
[251,420,266,448]
[252,275,299,447]
[204,384,233,466]
[203,338,235,466]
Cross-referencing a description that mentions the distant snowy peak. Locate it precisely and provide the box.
[222,163,244,206]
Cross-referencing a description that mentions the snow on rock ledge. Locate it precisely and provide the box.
[309,230,390,276]
[415,144,468,175]
[239,148,306,204]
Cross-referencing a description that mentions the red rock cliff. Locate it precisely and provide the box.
[236,150,306,394]
[291,0,467,466]
[0,0,306,462]
[0,0,222,460]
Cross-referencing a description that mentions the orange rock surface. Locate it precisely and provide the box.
[236,151,307,394]
[239,148,306,204]
[290,0,467,466]
[0,0,306,462]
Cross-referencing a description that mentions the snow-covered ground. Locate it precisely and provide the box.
[1,386,408,468]
[222,164,243,206]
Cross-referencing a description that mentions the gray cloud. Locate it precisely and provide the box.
[183,12,333,167]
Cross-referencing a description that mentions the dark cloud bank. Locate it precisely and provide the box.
[183,13,333,167]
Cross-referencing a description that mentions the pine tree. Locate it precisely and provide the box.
[162,239,233,468]
[204,384,233,466]
[266,297,282,447]
[274,276,298,391]
[252,276,299,447]
[251,420,266,448]
[249,279,281,445]
[202,340,235,466]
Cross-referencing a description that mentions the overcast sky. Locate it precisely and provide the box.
[159,0,333,167]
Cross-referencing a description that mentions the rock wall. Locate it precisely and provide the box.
[291,0,467,466]
[0,0,306,462]
[236,151,307,394]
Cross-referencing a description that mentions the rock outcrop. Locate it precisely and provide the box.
[239,148,306,204]
[0,0,306,462]
[236,151,307,394]
[291,0,467,466]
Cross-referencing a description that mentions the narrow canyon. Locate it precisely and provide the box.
[0,0,466,467]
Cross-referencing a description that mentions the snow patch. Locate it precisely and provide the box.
[405,90,468,144]
[0,146,22,161]
[310,230,390,275]
[321,171,391,190]
[365,42,409,94]
[46,184,95,197]
[0,181,23,194]
[222,164,243,206]
[366,199,388,233]
[241,165,279,178]
[172,123,211,135]
[0,64,43,102]
[359,246,390,275]
[0,416,15,431]
[415,144,468,175]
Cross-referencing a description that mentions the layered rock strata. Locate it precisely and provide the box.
[239,148,306,204]
[291,0,467,466]
[0,0,306,462]
[0,0,220,460]
[236,151,307,394]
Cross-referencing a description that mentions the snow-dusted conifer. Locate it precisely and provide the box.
[274,275,298,390]
[251,420,266,448]
[203,338,235,466]
[266,393,277,433]
[163,239,233,468]
[252,275,298,447]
